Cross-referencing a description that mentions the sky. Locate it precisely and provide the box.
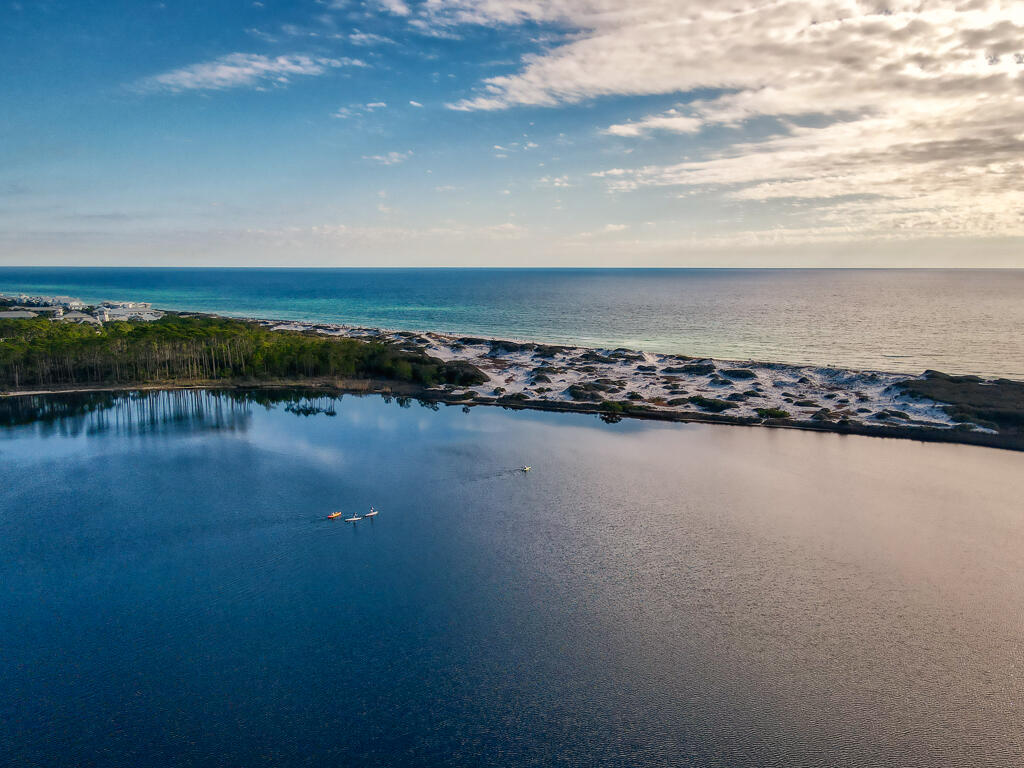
[1,0,1023,267]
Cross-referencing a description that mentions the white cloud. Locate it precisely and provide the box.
[569,222,630,239]
[484,222,526,238]
[363,150,413,165]
[375,0,410,17]
[408,18,462,39]
[409,100,424,107]
[133,53,364,93]
[605,109,701,137]
[595,108,1024,239]
[334,101,388,118]
[245,27,278,43]
[349,30,395,46]
[416,1,1024,242]
[254,220,528,244]
[537,175,571,187]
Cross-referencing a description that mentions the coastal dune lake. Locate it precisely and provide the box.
[2,391,1023,767]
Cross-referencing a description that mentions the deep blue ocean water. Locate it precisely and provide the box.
[2,391,1023,767]
[1,267,1021,378]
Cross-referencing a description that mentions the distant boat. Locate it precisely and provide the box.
[327,511,343,519]
[364,507,379,518]
[344,512,363,522]
[522,466,531,472]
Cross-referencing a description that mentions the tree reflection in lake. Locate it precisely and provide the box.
[0,387,351,440]
[0,388,456,441]
[0,390,255,439]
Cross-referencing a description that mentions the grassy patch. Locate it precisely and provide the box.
[663,363,715,375]
[898,371,1024,432]
[721,368,756,379]
[756,407,790,419]
[567,380,620,401]
[600,400,650,415]
[688,395,737,413]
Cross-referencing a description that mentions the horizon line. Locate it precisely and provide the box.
[2,265,1023,271]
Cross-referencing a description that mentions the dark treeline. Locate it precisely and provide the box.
[0,316,487,390]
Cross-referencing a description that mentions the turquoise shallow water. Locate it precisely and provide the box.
[1,391,1023,767]
[1,267,1022,378]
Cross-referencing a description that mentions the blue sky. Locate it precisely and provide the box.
[2,0,1022,267]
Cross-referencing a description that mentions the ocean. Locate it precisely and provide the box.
[2,391,1022,767]
[1,267,1021,379]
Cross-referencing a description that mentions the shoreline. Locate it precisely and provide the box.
[3,377,1022,453]
[7,285,1021,382]
[3,306,1022,452]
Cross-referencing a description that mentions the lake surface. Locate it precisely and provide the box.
[2,267,1022,378]
[1,391,1022,767]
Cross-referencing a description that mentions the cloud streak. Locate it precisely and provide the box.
[133,53,364,93]
[362,150,413,165]
[605,109,701,137]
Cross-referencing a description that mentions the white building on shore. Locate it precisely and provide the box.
[1,292,163,324]
[101,300,152,310]
[100,306,164,322]
[0,310,39,319]
[12,305,64,317]
[2,293,85,309]
[60,311,102,325]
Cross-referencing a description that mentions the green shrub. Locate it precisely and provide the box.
[756,407,790,419]
[567,381,615,401]
[688,396,737,412]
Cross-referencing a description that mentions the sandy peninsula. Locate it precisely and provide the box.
[251,317,1024,452]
